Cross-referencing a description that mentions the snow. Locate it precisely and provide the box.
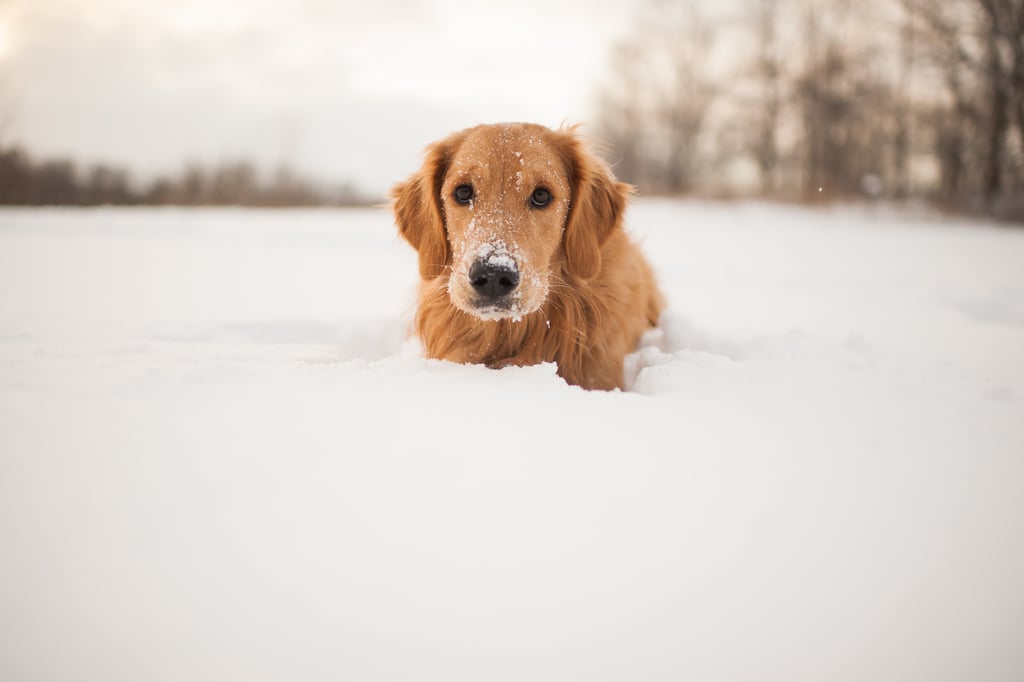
[475,240,519,271]
[1,201,1023,682]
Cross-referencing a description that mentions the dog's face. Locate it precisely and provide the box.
[439,125,571,320]
[393,123,630,321]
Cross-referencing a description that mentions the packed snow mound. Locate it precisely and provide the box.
[1,202,1023,682]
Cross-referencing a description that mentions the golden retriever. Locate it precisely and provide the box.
[392,123,664,390]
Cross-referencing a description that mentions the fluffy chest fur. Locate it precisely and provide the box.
[415,230,661,390]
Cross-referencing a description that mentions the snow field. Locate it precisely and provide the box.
[1,202,1023,682]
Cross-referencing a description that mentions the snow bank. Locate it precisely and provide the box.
[1,202,1022,682]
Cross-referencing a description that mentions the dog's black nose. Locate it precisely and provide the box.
[469,259,519,299]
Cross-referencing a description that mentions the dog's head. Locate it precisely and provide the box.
[392,123,631,321]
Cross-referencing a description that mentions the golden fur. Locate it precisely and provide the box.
[392,123,664,390]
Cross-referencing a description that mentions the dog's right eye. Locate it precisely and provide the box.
[453,184,474,205]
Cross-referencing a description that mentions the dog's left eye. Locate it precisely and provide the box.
[530,187,552,208]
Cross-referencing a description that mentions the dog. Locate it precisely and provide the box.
[392,123,664,390]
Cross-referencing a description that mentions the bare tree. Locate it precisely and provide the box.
[978,0,1024,209]
[901,0,1023,211]
[979,0,1010,204]
[595,42,651,189]
[595,0,717,194]
[893,1,915,196]
[749,0,784,193]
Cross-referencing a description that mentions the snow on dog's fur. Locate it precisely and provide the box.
[392,123,664,390]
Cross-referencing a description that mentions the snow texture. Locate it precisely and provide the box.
[476,240,518,271]
[2,201,1023,682]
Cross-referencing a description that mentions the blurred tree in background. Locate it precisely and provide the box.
[0,148,370,207]
[597,0,718,194]
[596,0,1024,219]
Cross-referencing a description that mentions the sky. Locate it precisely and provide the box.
[0,0,642,195]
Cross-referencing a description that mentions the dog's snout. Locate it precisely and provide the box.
[469,259,519,299]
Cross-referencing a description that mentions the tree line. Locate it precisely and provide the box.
[0,144,372,207]
[595,0,1024,220]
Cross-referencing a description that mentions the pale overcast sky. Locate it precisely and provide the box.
[0,0,641,194]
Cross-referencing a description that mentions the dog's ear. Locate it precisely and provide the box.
[391,132,466,279]
[560,131,633,281]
